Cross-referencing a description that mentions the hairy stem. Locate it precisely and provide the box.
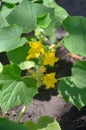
[17,106,27,123]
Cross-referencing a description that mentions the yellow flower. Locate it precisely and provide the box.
[26,41,44,60]
[43,51,59,66]
[42,72,57,89]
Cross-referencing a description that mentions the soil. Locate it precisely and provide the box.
[0,1,86,130]
[55,0,86,16]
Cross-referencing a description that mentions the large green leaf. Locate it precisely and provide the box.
[0,64,37,112]
[37,116,61,130]
[0,4,13,29]
[37,13,51,28]
[7,44,29,64]
[0,118,28,130]
[0,14,9,29]
[43,0,68,35]
[24,116,61,130]
[1,5,13,18]
[58,61,86,109]
[63,16,86,57]
[43,0,68,27]
[4,0,23,3]
[24,121,37,130]
[0,25,26,52]
[7,0,55,33]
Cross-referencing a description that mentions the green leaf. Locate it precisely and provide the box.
[24,121,37,130]
[43,0,68,27]
[0,64,37,112]
[4,0,23,3]
[7,44,29,64]
[21,77,38,98]
[19,61,36,70]
[1,5,13,18]
[0,4,13,29]
[0,63,3,73]
[0,118,28,130]
[43,0,68,35]
[37,116,61,130]
[24,116,61,130]
[0,25,27,52]
[0,14,9,29]
[58,61,86,109]
[7,0,55,33]
[7,0,36,32]
[37,13,51,28]
[63,16,86,57]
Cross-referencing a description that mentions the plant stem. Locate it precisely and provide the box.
[17,106,27,123]
[55,40,63,49]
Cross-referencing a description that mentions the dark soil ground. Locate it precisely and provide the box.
[55,0,86,16]
[0,0,86,130]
